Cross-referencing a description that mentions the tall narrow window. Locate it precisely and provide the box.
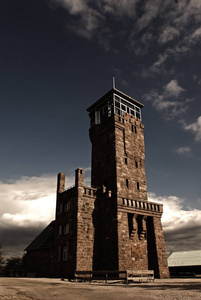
[137,182,140,190]
[95,111,100,124]
[59,203,63,213]
[64,224,69,234]
[126,179,129,188]
[58,246,61,262]
[128,213,134,237]
[132,125,137,133]
[67,201,70,211]
[63,244,69,261]
[135,161,138,168]
[125,157,127,165]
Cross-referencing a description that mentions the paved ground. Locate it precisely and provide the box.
[0,277,201,300]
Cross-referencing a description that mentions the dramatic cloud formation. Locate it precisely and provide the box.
[0,174,71,257]
[0,171,200,258]
[0,171,91,257]
[148,193,201,255]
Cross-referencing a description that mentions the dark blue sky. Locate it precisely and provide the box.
[0,0,201,256]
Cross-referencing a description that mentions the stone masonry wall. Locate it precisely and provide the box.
[89,117,117,192]
[114,113,147,201]
[152,216,170,278]
[117,210,148,271]
[76,169,96,271]
[93,189,118,271]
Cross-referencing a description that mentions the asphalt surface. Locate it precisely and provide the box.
[0,277,201,300]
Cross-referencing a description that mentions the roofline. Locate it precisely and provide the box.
[87,88,144,113]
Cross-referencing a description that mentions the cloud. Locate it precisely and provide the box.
[158,26,180,45]
[1,173,200,258]
[0,174,74,257]
[148,192,201,254]
[184,116,201,142]
[164,80,185,97]
[49,0,201,63]
[143,80,187,119]
[175,146,191,154]
[50,0,139,40]
[135,0,162,32]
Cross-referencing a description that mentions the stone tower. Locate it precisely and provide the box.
[87,88,169,278]
[25,87,169,279]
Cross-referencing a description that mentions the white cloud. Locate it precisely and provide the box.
[148,192,201,254]
[158,26,179,44]
[0,171,92,257]
[0,174,73,241]
[143,80,187,119]
[192,27,201,38]
[164,80,185,97]
[175,146,191,154]
[149,54,169,74]
[184,116,201,142]
[0,175,61,228]
[1,172,201,257]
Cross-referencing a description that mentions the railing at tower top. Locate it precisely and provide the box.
[121,198,163,213]
[83,186,98,197]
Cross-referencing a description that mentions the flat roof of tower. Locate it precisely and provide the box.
[87,88,144,113]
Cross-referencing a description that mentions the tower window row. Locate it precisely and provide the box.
[114,94,141,120]
[89,93,141,127]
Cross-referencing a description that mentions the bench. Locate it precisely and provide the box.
[126,270,154,283]
[74,270,154,283]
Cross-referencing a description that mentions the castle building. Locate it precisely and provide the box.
[25,88,169,278]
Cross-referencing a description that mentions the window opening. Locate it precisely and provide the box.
[135,161,138,168]
[125,157,127,165]
[64,224,69,234]
[126,179,129,188]
[128,213,134,237]
[63,244,69,261]
[113,93,141,120]
[137,182,140,190]
[59,203,63,213]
